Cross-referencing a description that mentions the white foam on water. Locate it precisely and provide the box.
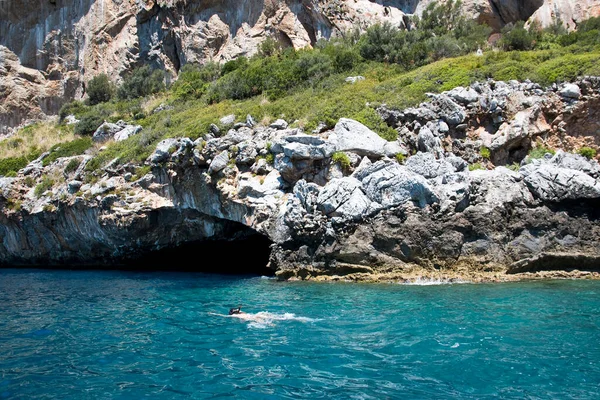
[212,311,319,328]
[402,277,471,286]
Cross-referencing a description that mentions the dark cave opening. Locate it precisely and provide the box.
[127,234,275,276]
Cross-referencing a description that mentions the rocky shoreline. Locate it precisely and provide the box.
[1,77,600,282]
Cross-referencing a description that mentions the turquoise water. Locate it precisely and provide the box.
[1,270,599,399]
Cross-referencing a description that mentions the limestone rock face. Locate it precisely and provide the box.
[4,0,596,131]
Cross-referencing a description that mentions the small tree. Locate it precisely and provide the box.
[86,74,113,105]
[117,66,165,100]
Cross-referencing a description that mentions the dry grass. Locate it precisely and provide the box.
[0,123,75,159]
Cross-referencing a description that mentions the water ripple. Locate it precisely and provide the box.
[0,270,599,398]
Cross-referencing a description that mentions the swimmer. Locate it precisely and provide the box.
[228,305,244,315]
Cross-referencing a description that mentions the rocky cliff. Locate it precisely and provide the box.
[2,0,600,133]
[1,77,599,281]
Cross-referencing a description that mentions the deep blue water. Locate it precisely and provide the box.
[0,270,599,399]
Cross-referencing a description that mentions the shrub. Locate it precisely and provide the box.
[332,152,351,171]
[34,176,54,198]
[480,147,491,159]
[64,158,81,174]
[43,138,94,166]
[395,153,406,164]
[117,66,165,100]
[468,163,484,171]
[172,63,221,100]
[86,74,113,105]
[59,101,88,122]
[74,115,103,136]
[500,22,536,51]
[578,147,597,159]
[221,57,248,76]
[528,145,555,160]
[0,156,29,176]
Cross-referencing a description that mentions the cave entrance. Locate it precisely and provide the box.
[128,228,274,276]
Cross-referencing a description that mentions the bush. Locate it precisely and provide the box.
[172,63,221,100]
[578,147,597,159]
[395,153,406,164]
[0,156,30,176]
[500,22,536,51]
[332,152,351,171]
[34,176,54,198]
[221,57,248,76]
[59,101,88,122]
[117,66,165,100]
[480,147,491,159]
[74,115,103,136]
[468,163,484,171]
[86,74,113,105]
[64,158,81,174]
[43,138,94,166]
[528,145,555,160]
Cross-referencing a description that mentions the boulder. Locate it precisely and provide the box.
[317,177,372,220]
[448,87,480,104]
[521,163,600,202]
[549,151,600,178]
[468,168,534,208]
[208,150,230,174]
[219,114,235,125]
[345,76,365,84]
[114,124,142,142]
[405,152,456,179]
[270,119,289,130]
[355,161,438,208]
[284,134,326,146]
[293,179,321,212]
[559,84,581,99]
[417,126,443,156]
[332,118,388,158]
[148,138,179,163]
[282,142,334,161]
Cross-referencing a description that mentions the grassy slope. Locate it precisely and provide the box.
[2,44,600,176]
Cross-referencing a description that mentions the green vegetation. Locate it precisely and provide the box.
[468,163,485,171]
[578,147,597,159]
[117,66,165,100]
[43,138,93,166]
[86,74,114,105]
[2,7,600,177]
[395,153,406,164]
[480,147,491,160]
[332,152,351,171]
[528,145,556,160]
[64,158,81,174]
[34,176,54,198]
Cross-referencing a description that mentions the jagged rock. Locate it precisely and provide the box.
[209,124,220,136]
[65,115,79,125]
[317,177,372,220]
[67,180,83,193]
[405,152,456,179]
[285,134,326,146]
[208,151,230,174]
[560,83,582,99]
[220,114,235,126]
[270,119,289,130]
[549,151,600,178]
[430,94,467,126]
[93,121,141,143]
[448,87,480,104]
[250,158,273,175]
[149,138,179,164]
[282,142,334,161]
[417,126,443,156]
[355,161,438,208]
[468,168,534,209]
[293,180,321,212]
[446,155,469,172]
[114,124,142,142]
[238,171,283,198]
[246,114,256,128]
[521,163,600,201]
[332,118,388,157]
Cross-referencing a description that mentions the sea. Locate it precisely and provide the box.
[0,269,599,399]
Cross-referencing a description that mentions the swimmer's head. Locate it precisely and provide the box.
[229,306,242,315]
